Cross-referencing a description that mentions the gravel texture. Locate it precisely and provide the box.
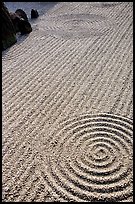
[2,2,133,202]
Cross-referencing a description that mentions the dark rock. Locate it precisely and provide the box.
[18,19,32,35]
[10,11,32,35]
[9,12,21,33]
[1,2,17,50]
[15,9,28,21]
[31,9,39,19]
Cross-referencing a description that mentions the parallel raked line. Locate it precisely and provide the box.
[4,151,59,202]
[109,65,132,114]
[67,2,123,22]
[29,7,132,124]
[2,35,110,180]
[73,40,132,115]
[16,180,47,202]
[2,31,49,65]
[2,7,132,158]
[2,4,130,115]
[2,39,74,109]
[3,38,93,102]
[2,139,34,170]
[1,28,58,60]
[1,31,55,63]
[75,20,132,114]
[2,3,133,202]
[2,37,88,123]
[99,3,130,22]
[3,160,37,202]
[98,72,133,117]
[2,33,76,81]
[33,173,68,202]
[2,35,60,86]
[2,6,130,145]
[3,155,36,199]
[89,29,132,106]
[2,34,54,78]
[124,98,133,119]
[14,179,43,202]
[3,145,36,185]
[2,38,100,159]
[3,167,38,202]
[2,36,94,135]
[46,3,81,17]
[89,39,132,113]
[2,34,99,122]
[57,2,124,18]
[3,37,97,156]
[68,34,132,114]
[3,36,92,108]
[48,3,129,30]
[2,36,70,92]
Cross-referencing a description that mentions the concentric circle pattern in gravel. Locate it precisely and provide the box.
[40,13,114,39]
[45,113,133,202]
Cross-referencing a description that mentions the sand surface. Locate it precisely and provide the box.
[2,2,133,202]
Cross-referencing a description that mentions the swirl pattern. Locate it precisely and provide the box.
[44,113,133,202]
[39,13,114,39]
